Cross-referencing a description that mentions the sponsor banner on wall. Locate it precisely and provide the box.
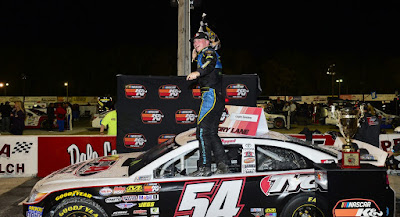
[37,136,117,177]
[117,75,260,153]
[0,136,38,177]
[379,134,400,152]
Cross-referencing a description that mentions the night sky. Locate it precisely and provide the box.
[1,0,400,97]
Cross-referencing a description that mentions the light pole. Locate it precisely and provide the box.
[5,83,8,96]
[336,79,343,98]
[0,83,3,95]
[64,82,69,102]
[327,64,335,97]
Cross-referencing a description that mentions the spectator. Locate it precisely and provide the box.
[46,103,55,131]
[10,101,26,135]
[55,103,66,132]
[66,103,72,130]
[72,104,80,121]
[290,101,297,124]
[100,109,117,136]
[1,102,12,132]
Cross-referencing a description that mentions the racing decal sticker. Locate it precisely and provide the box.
[124,133,147,149]
[151,207,160,214]
[115,203,136,209]
[75,155,119,176]
[141,109,164,124]
[242,143,256,174]
[122,194,159,202]
[159,84,181,99]
[265,208,277,216]
[113,186,126,195]
[158,134,176,145]
[138,202,155,207]
[133,209,147,215]
[111,210,129,216]
[26,206,44,217]
[125,84,147,99]
[99,187,113,196]
[226,84,249,99]
[260,173,315,196]
[174,178,245,217]
[143,183,161,194]
[126,185,143,193]
[55,190,92,201]
[250,208,263,217]
[332,198,383,217]
[105,197,122,203]
[192,85,201,99]
[175,109,197,124]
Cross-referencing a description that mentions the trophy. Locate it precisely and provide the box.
[338,107,360,169]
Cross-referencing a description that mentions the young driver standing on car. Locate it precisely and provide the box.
[186,32,229,176]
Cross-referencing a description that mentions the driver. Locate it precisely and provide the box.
[186,32,229,176]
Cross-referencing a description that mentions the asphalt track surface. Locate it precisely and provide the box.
[0,119,398,216]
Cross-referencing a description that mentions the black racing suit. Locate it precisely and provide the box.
[195,46,228,168]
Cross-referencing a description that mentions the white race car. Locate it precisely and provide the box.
[23,128,394,217]
[91,110,111,128]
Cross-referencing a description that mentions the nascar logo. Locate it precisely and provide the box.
[192,85,201,99]
[125,84,147,99]
[175,109,197,124]
[158,134,176,145]
[333,199,383,217]
[226,84,249,99]
[141,109,164,124]
[159,84,181,99]
[124,133,147,149]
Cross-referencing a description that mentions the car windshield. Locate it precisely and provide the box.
[29,109,46,116]
[128,138,179,176]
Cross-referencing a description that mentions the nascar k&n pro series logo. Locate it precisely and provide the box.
[333,199,383,217]
[158,134,176,145]
[125,84,147,99]
[124,133,147,149]
[175,109,197,124]
[226,84,249,99]
[192,85,201,99]
[159,85,181,99]
[141,109,164,124]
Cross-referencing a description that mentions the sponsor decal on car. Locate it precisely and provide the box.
[150,207,160,214]
[332,198,383,217]
[105,197,122,203]
[265,208,277,216]
[143,183,161,194]
[113,186,126,195]
[126,185,143,193]
[159,84,181,99]
[112,210,129,216]
[134,175,151,182]
[250,208,264,217]
[191,85,201,99]
[138,202,155,207]
[99,187,113,196]
[124,133,147,149]
[125,84,147,99]
[158,134,176,145]
[174,178,245,217]
[141,109,164,124]
[260,173,315,196]
[226,84,249,99]
[221,139,236,144]
[115,203,136,209]
[122,194,159,202]
[175,109,197,124]
[133,209,147,215]
[55,190,93,201]
[242,143,256,173]
[75,155,119,176]
[26,206,44,217]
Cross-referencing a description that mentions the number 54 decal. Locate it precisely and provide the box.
[174,178,245,217]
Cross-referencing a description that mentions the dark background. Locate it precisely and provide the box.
[1,0,400,97]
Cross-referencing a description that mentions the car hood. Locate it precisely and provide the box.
[34,152,143,193]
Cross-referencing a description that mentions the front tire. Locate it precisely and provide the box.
[280,194,327,217]
[274,118,285,129]
[51,197,108,217]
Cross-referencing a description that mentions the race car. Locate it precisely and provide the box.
[25,109,56,129]
[23,128,395,217]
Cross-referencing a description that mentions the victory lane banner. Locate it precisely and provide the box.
[0,136,38,177]
[117,75,260,153]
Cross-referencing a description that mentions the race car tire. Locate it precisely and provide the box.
[51,197,108,217]
[280,194,328,217]
[273,118,285,129]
